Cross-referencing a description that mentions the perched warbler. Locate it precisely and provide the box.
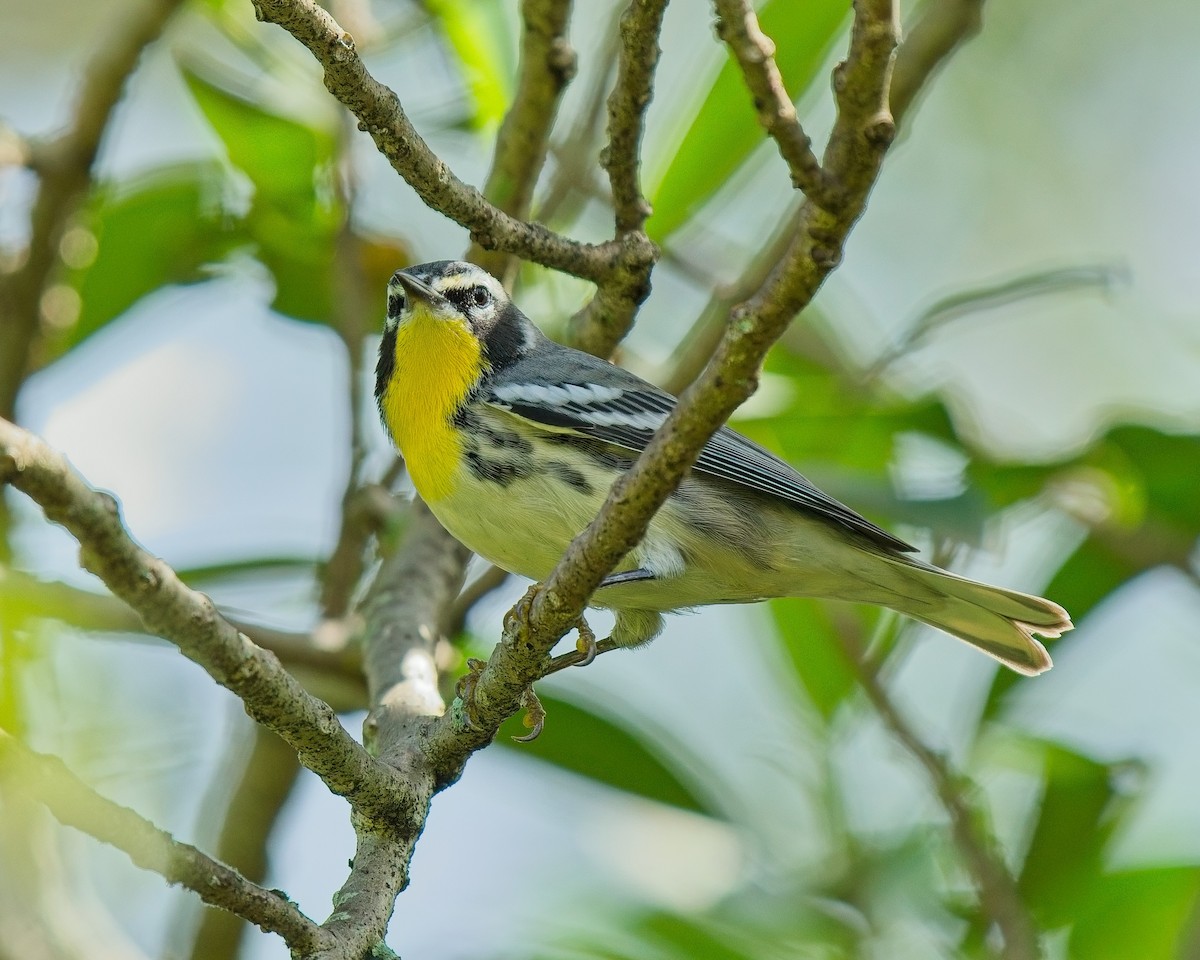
[375,260,1071,675]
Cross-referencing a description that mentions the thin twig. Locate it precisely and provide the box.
[319,139,376,621]
[445,564,512,638]
[536,8,623,225]
[712,0,830,203]
[470,0,577,286]
[565,0,668,358]
[250,0,655,285]
[863,264,1121,381]
[890,0,984,121]
[840,646,1041,959]
[602,0,668,235]
[0,0,187,421]
[416,0,901,788]
[0,729,330,955]
[0,418,415,827]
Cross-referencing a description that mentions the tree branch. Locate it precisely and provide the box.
[0,418,414,828]
[712,0,830,203]
[314,506,470,956]
[891,0,984,121]
[185,727,303,960]
[0,729,329,955]
[565,0,667,358]
[249,0,655,286]
[602,0,667,235]
[471,0,576,285]
[411,0,900,787]
[840,643,1041,959]
[0,0,186,422]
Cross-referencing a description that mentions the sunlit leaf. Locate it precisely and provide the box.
[183,69,337,202]
[636,913,757,960]
[1018,744,1119,929]
[425,0,514,130]
[183,69,342,324]
[769,598,858,722]
[647,0,849,241]
[56,164,237,356]
[1069,867,1200,960]
[498,692,718,817]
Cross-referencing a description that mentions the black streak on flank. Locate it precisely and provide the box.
[547,462,594,495]
[481,427,534,455]
[465,450,527,486]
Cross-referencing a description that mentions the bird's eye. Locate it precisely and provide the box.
[471,286,490,308]
[387,290,405,317]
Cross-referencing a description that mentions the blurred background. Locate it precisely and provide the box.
[2,0,1199,957]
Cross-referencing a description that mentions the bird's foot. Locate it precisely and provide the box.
[512,684,547,742]
[503,583,539,637]
[574,615,598,666]
[453,657,488,730]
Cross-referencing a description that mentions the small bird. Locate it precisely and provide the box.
[375,260,1071,675]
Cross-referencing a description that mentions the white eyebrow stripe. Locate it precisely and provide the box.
[432,270,507,301]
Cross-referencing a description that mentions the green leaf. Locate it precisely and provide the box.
[183,69,337,203]
[498,692,717,817]
[635,913,757,960]
[424,0,514,130]
[1069,867,1200,960]
[183,69,342,324]
[769,597,859,722]
[647,0,849,241]
[1105,425,1200,531]
[1017,744,1119,928]
[57,164,237,356]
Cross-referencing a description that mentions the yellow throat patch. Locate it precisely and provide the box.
[380,309,484,502]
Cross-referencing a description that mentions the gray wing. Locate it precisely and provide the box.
[484,352,914,553]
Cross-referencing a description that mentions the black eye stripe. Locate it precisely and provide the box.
[387,290,405,317]
[443,285,491,311]
[443,287,471,310]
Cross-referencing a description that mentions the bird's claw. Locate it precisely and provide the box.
[454,657,488,731]
[574,616,597,667]
[503,583,539,637]
[512,685,546,742]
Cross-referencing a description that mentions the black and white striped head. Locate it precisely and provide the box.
[383,261,539,372]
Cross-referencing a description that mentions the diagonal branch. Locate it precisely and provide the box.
[418,0,900,786]
[566,0,668,358]
[0,0,187,422]
[184,726,303,960]
[712,0,831,203]
[250,0,654,286]
[471,0,577,285]
[841,644,1041,959]
[0,418,414,828]
[890,0,984,121]
[0,728,329,955]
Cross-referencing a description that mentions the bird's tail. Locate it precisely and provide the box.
[875,557,1071,675]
